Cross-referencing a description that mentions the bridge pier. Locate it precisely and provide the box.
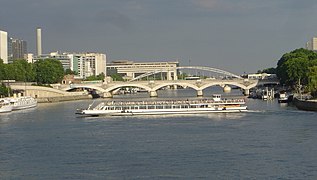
[243,89,250,96]
[103,92,113,98]
[197,90,203,97]
[150,91,158,97]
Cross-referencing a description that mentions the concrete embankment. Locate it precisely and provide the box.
[36,95,93,103]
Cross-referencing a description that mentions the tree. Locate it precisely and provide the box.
[11,59,35,82]
[0,83,11,97]
[276,48,317,87]
[85,73,106,81]
[0,59,5,80]
[110,73,124,81]
[34,59,64,84]
[64,68,78,75]
[307,66,317,92]
[259,67,276,74]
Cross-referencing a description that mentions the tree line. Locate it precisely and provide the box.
[260,48,317,94]
[0,58,65,96]
[0,58,65,85]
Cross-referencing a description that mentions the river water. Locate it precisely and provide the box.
[1,87,317,179]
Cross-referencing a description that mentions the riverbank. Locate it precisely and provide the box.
[36,94,93,103]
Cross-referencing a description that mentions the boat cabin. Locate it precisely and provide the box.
[212,94,222,101]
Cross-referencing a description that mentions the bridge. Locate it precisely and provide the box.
[9,66,279,99]
[62,78,276,98]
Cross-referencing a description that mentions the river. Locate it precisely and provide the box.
[1,87,317,179]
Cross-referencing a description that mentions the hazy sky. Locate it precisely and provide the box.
[1,0,317,74]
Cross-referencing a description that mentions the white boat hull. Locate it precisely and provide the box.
[78,106,248,116]
[12,103,37,110]
[0,105,13,113]
[77,95,248,117]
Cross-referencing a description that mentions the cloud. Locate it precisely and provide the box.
[193,0,219,9]
[94,9,133,31]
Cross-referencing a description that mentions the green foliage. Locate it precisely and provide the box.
[276,48,317,91]
[0,59,35,81]
[34,59,64,85]
[110,73,124,81]
[64,68,78,75]
[259,67,276,74]
[0,59,6,80]
[307,66,317,92]
[178,73,188,79]
[0,83,11,97]
[85,73,105,81]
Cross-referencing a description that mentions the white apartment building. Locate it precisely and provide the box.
[83,53,106,78]
[70,52,106,79]
[306,37,317,51]
[107,60,179,80]
[0,30,8,63]
[312,37,317,51]
[33,52,107,79]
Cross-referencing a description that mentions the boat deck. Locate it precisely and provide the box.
[99,98,245,107]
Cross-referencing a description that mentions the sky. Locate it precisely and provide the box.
[1,0,317,74]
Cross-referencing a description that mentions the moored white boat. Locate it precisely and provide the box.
[0,99,13,113]
[76,94,248,116]
[7,96,37,110]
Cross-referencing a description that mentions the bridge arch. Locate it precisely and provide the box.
[152,82,199,91]
[104,83,152,93]
[129,66,242,81]
[63,85,106,93]
[199,82,248,91]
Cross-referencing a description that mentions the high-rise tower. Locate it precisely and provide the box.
[0,30,8,63]
[36,27,42,56]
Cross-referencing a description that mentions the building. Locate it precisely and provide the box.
[107,60,179,80]
[26,53,34,63]
[72,52,107,79]
[306,37,317,51]
[34,52,71,70]
[83,53,106,78]
[8,38,27,63]
[36,27,42,56]
[33,52,107,79]
[313,37,317,51]
[0,30,8,63]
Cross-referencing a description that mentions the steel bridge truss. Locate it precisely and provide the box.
[129,66,242,82]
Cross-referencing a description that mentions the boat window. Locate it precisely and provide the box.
[165,105,172,109]
[110,107,115,110]
[181,105,188,108]
[157,105,164,109]
[115,107,121,110]
[190,105,197,108]
[148,105,155,109]
[133,106,139,110]
[173,105,180,109]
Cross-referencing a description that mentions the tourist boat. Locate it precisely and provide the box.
[0,99,13,113]
[76,94,248,116]
[7,96,37,110]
